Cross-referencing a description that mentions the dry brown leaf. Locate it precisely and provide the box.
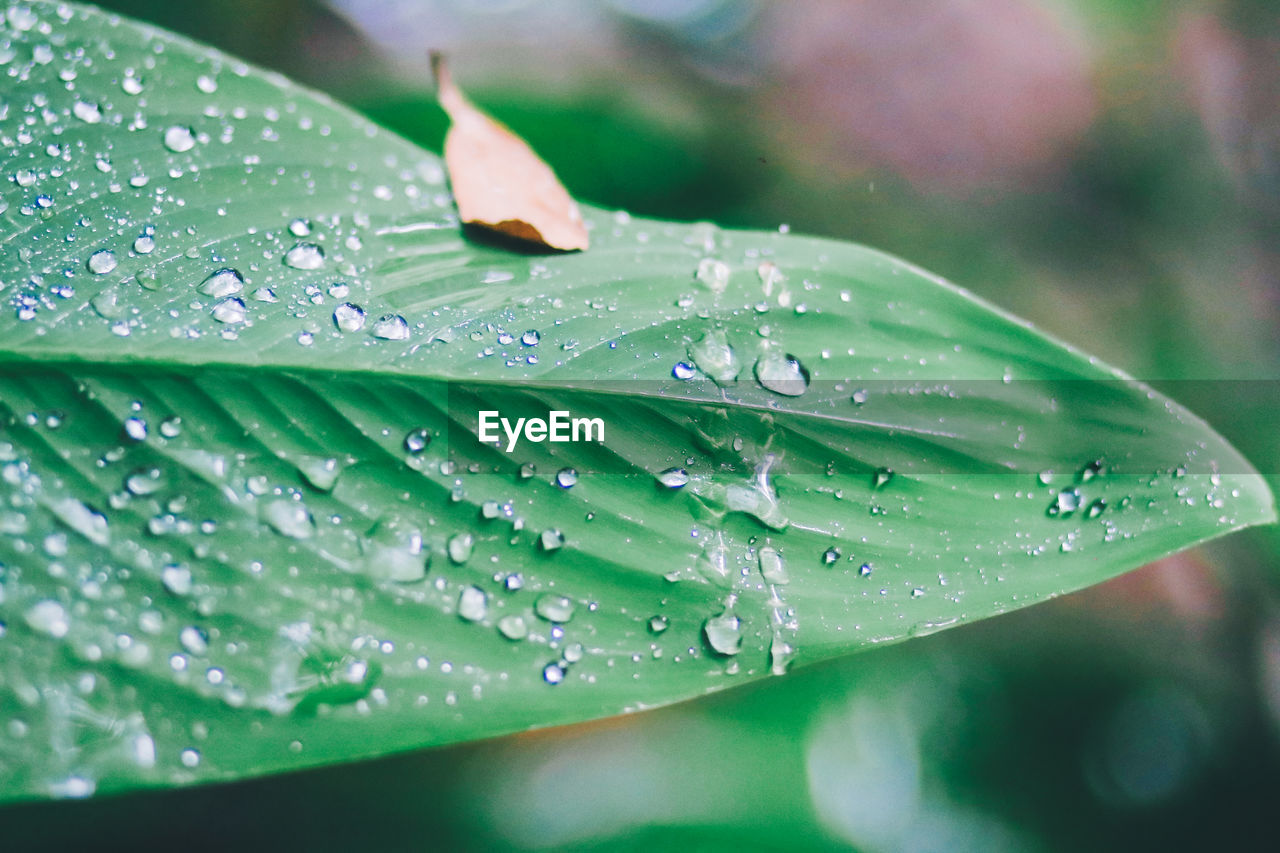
[432,53,589,252]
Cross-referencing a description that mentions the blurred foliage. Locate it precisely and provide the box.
[6,0,1280,849]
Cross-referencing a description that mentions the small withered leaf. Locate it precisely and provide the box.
[432,53,589,252]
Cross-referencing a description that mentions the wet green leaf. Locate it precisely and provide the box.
[0,1,1273,801]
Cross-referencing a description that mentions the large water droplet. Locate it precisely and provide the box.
[758,546,789,584]
[87,249,118,275]
[696,258,730,293]
[284,243,325,270]
[371,314,410,341]
[404,428,431,454]
[555,468,578,489]
[210,297,247,324]
[198,268,244,298]
[161,564,193,596]
[24,600,69,638]
[447,532,474,564]
[754,349,809,396]
[1047,488,1082,518]
[264,500,315,539]
[296,456,340,492]
[657,467,689,489]
[703,609,742,656]
[687,329,740,384]
[498,614,528,640]
[362,516,429,583]
[534,594,575,623]
[457,586,488,622]
[539,528,565,551]
[332,302,366,333]
[163,125,196,153]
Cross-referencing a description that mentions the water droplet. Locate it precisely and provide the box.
[179,625,209,655]
[123,416,147,441]
[180,748,201,768]
[163,125,196,153]
[73,100,103,124]
[284,243,325,270]
[521,330,540,346]
[87,249,117,275]
[498,614,528,640]
[162,564,193,595]
[859,562,873,578]
[872,467,894,490]
[457,586,488,622]
[447,532,474,564]
[851,389,869,405]
[535,594,575,623]
[672,362,695,380]
[196,74,218,94]
[24,600,69,638]
[362,517,428,582]
[539,528,565,551]
[1047,488,1082,518]
[332,302,366,333]
[543,662,565,685]
[822,546,840,566]
[687,329,740,384]
[133,233,156,254]
[371,314,410,341]
[404,428,431,454]
[159,416,183,438]
[288,217,312,237]
[1077,459,1105,483]
[198,268,244,298]
[754,349,809,396]
[648,615,669,634]
[703,609,742,656]
[124,466,166,496]
[1086,498,1106,519]
[695,258,730,293]
[759,546,788,584]
[297,456,340,492]
[264,500,315,539]
[210,297,247,324]
[555,468,578,489]
[657,467,689,489]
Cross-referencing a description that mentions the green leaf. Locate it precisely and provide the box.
[0,1,1272,802]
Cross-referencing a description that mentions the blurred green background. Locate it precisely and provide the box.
[7,0,1280,849]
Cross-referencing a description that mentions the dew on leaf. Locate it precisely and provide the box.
[24,600,69,639]
[198,268,244,298]
[687,329,740,385]
[404,428,431,454]
[163,125,196,153]
[497,614,528,640]
[371,314,410,341]
[703,609,742,656]
[264,500,315,539]
[87,249,117,275]
[447,532,474,564]
[210,297,247,324]
[754,349,810,396]
[284,243,325,270]
[657,467,689,489]
[457,586,488,622]
[534,593,575,623]
[332,303,366,333]
[539,528,565,551]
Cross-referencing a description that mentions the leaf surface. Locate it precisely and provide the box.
[0,1,1272,800]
